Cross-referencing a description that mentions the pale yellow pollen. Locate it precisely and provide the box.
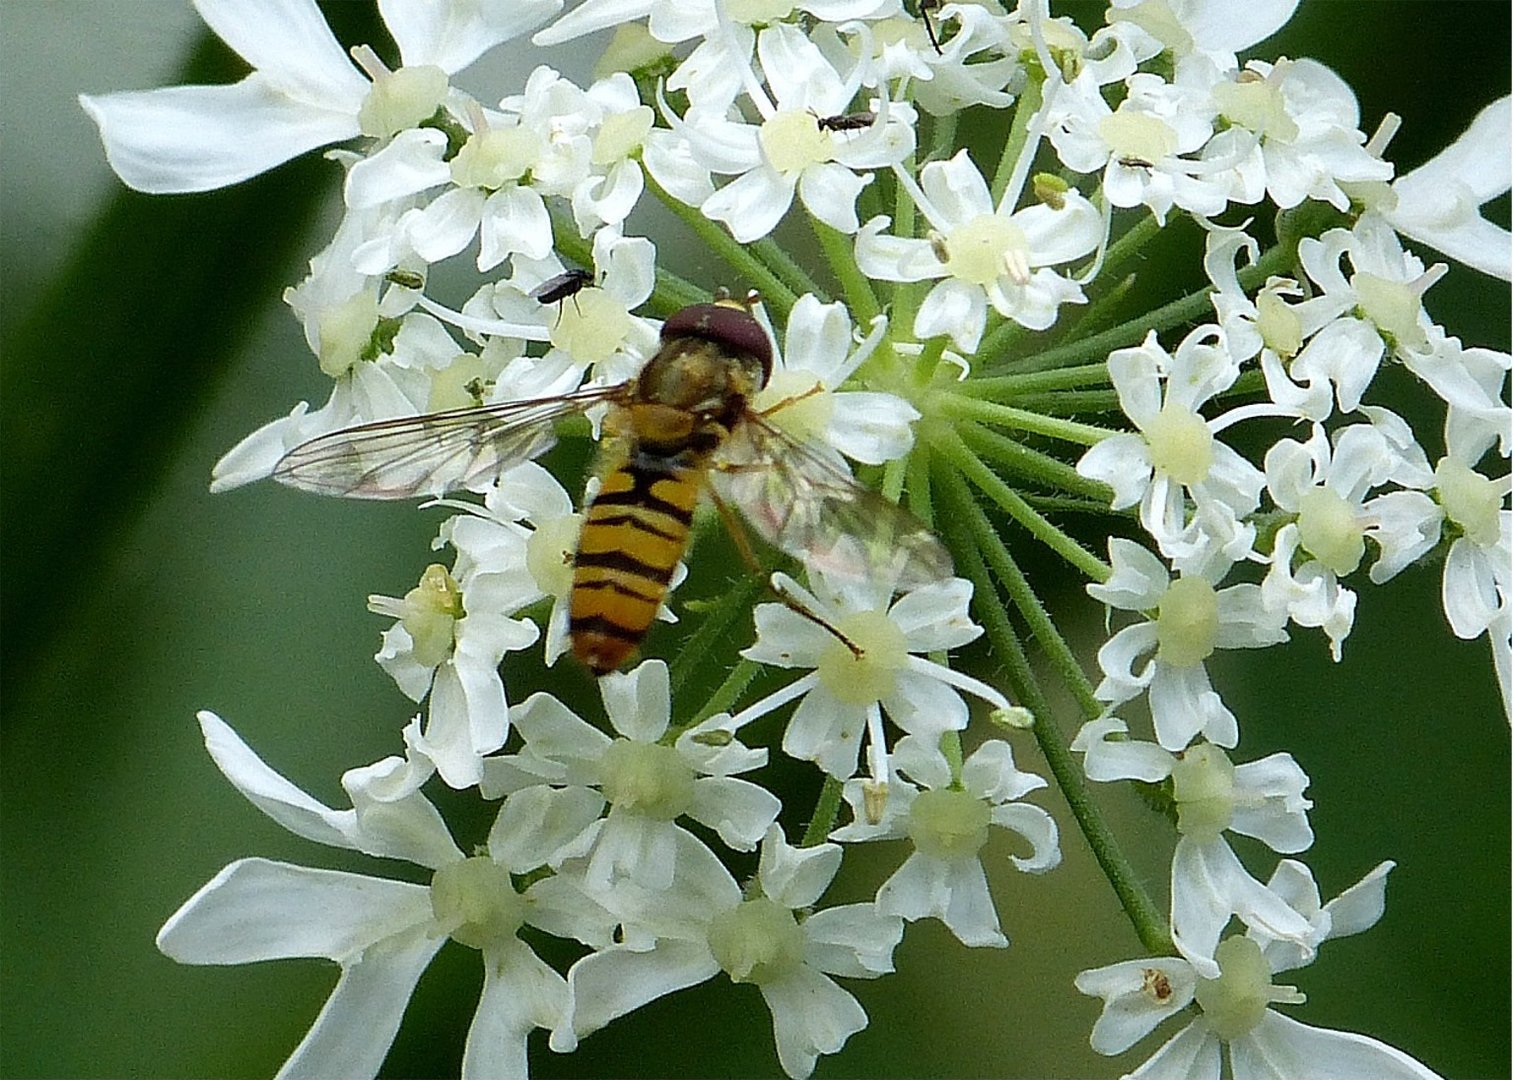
[759,110,833,176]
[942,214,1031,288]
[1155,575,1219,668]
[548,287,634,364]
[817,610,909,704]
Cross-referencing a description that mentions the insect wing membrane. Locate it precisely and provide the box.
[711,415,953,591]
[273,385,621,499]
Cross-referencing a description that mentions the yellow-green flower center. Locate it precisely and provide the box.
[907,788,993,861]
[316,292,381,378]
[593,105,655,166]
[430,856,527,951]
[1296,486,1365,576]
[725,0,797,24]
[1257,290,1303,358]
[1156,576,1219,668]
[426,353,488,412]
[817,610,909,704]
[1194,936,1304,1041]
[526,513,582,599]
[358,64,449,139]
[942,214,1031,287]
[599,739,696,821]
[1107,0,1194,54]
[1214,76,1298,143]
[1099,108,1179,164]
[1352,271,1427,351]
[450,124,541,190]
[547,287,634,365]
[1144,402,1214,486]
[707,897,805,985]
[1436,457,1502,546]
[1170,742,1236,841]
[401,564,464,668]
[759,110,833,176]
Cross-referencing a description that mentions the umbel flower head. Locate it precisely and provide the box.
[77,0,1506,1075]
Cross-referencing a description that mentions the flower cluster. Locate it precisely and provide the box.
[83,0,1506,1076]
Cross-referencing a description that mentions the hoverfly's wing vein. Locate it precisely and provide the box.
[273,385,622,499]
[711,415,953,591]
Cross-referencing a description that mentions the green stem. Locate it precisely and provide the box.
[644,170,799,318]
[751,236,826,304]
[812,218,880,323]
[1083,211,1161,282]
[801,775,846,846]
[682,657,761,731]
[961,362,1114,398]
[934,429,1109,582]
[938,394,1113,446]
[991,73,1043,207]
[669,573,764,696]
[935,465,1170,956]
[958,421,1111,502]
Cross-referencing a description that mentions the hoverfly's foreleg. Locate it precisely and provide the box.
[705,483,863,658]
[755,382,827,419]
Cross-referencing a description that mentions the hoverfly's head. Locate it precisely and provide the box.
[661,293,774,387]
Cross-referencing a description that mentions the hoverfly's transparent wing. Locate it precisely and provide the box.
[710,414,953,591]
[273,385,623,499]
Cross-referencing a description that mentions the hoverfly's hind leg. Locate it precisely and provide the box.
[706,482,863,658]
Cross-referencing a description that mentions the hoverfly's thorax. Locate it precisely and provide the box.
[634,337,763,425]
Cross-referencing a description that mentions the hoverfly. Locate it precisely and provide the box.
[273,297,952,674]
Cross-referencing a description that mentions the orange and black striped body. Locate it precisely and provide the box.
[569,306,771,674]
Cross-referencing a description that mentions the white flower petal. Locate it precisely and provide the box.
[81,75,358,194]
[553,941,719,1051]
[991,803,1062,873]
[1231,1011,1443,1080]
[689,776,782,851]
[759,827,842,909]
[194,0,367,106]
[379,0,560,71]
[801,904,903,977]
[275,923,444,1080]
[157,858,433,964]
[759,965,868,1080]
[461,940,566,1080]
[1074,957,1197,1056]
[600,659,671,743]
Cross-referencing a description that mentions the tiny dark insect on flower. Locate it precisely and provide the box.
[530,267,595,306]
[817,112,875,133]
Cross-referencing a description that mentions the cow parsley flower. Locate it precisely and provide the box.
[80,0,560,193]
[830,734,1060,947]
[552,824,903,1079]
[1075,861,1439,1080]
[736,571,1007,780]
[159,711,614,1079]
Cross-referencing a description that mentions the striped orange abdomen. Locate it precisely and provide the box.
[570,453,700,674]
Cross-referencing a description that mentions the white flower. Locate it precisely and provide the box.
[552,824,903,1080]
[1048,66,1232,223]
[856,148,1101,353]
[753,294,918,465]
[736,571,1007,780]
[1381,95,1512,281]
[158,711,614,1080]
[368,544,539,788]
[1088,539,1289,752]
[1074,719,1317,976]
[80,0,560,193]
[1260,423,1412,659]
[1075,861,1441,1080]
[1076,327,1267,556]
[1201,58,1394,212]
[480,660,781,892]
[666,24,916,243]
[1103,0,1302,67]
[830,735,1059,947]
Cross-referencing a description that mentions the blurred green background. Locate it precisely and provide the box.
[2,2,1507,1078]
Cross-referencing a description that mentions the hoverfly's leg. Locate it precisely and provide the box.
[705,481,863,658]
[919,0,943,54]
[755,382,827,419]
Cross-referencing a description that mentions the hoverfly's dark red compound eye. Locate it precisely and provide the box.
[661,301,775,387]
